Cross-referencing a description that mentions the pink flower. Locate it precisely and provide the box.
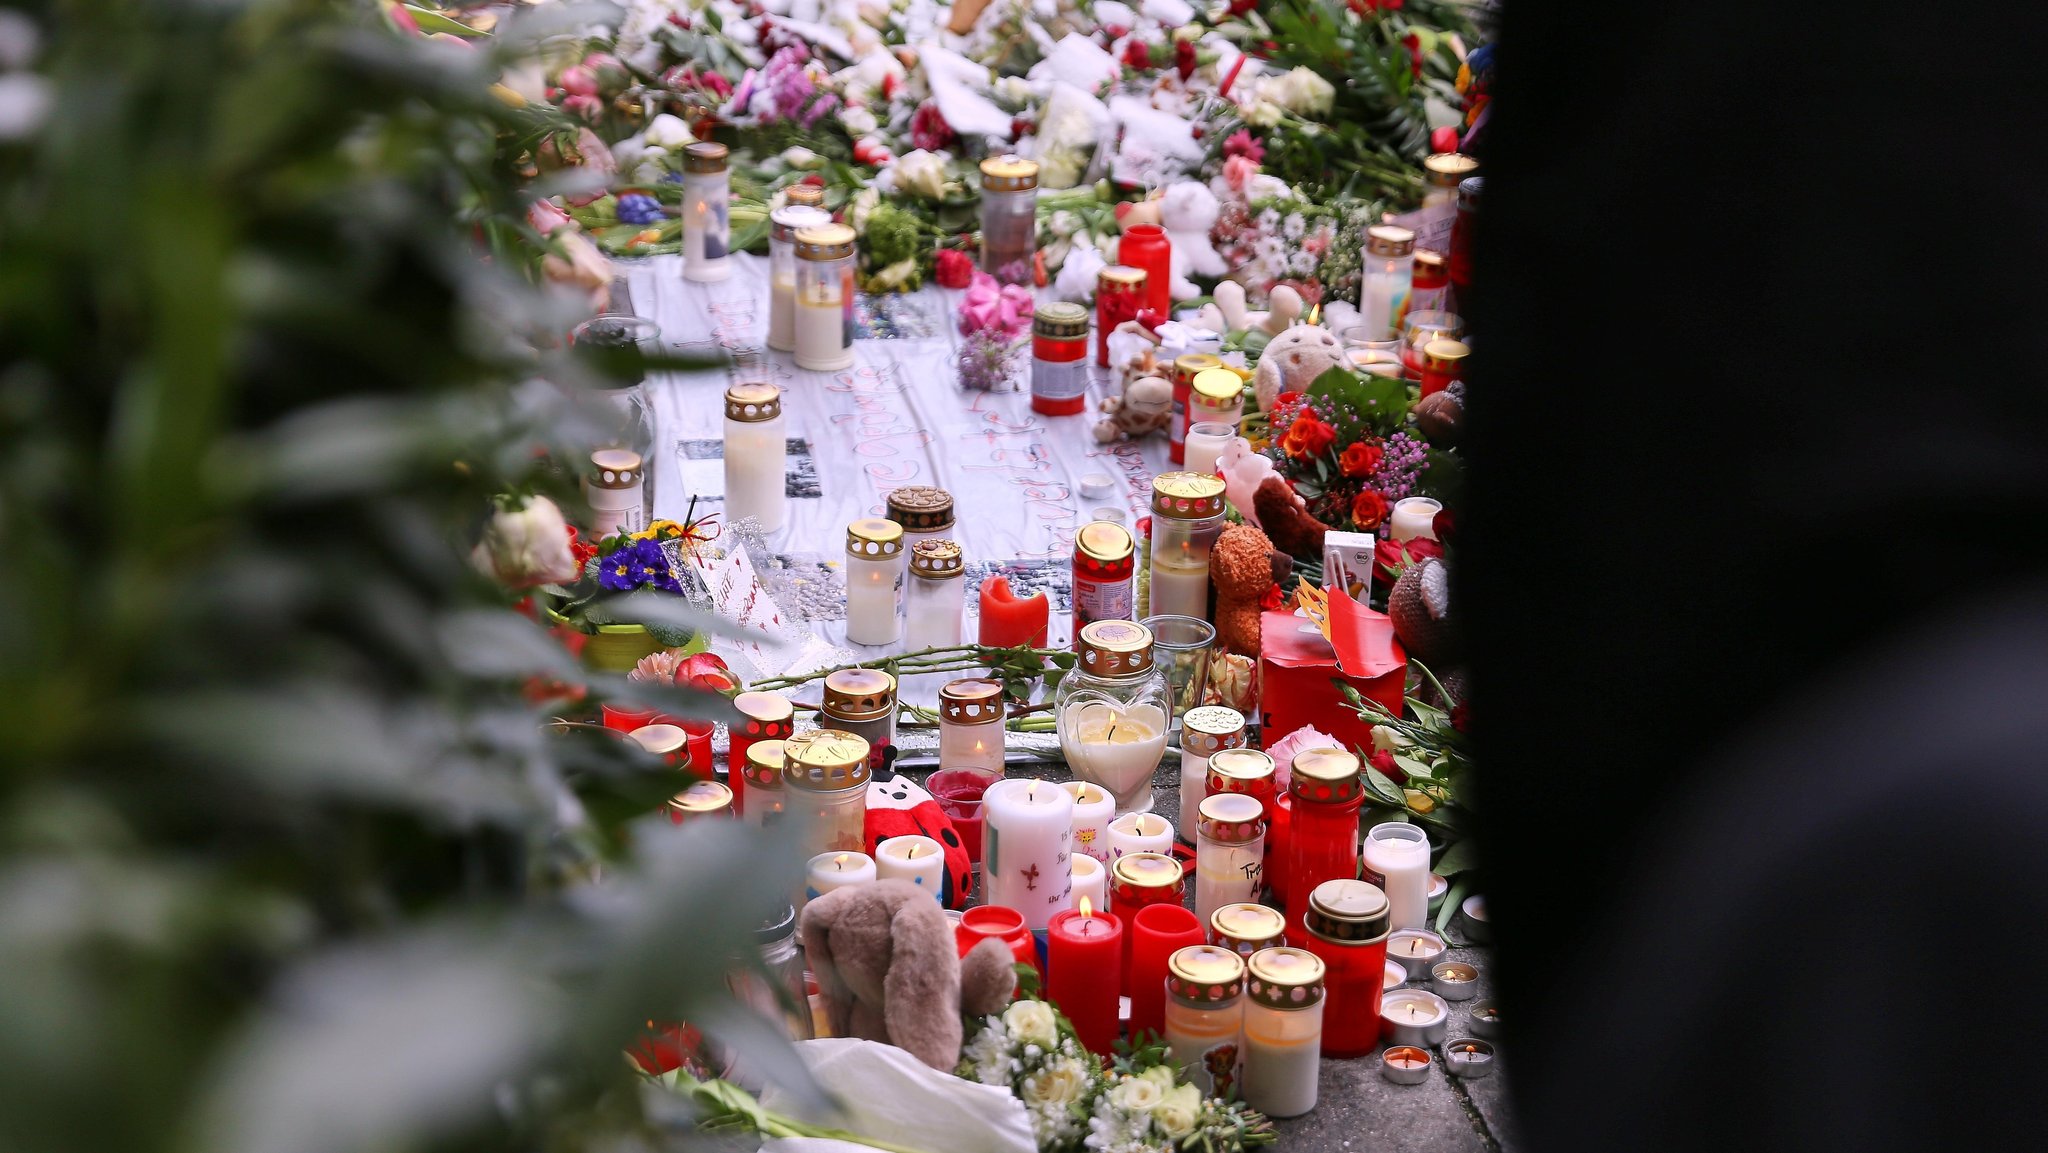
[1223,129,1265,163]
[1223,154,1259,195]
[528,198,574,236]
[557,64,599,97]
[563,93,602,122]
[958,270,1034,339]
[1266,725,1343,791]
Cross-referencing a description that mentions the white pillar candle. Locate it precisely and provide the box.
[1107,811,1174,860]
[1069,853,1107,913]
[1363,822,1432,931]
[682,143,733,283]
[1062,701,1167,814]
[1148,559,1210,620]
[1194,793,1266,923]
[875,835,945,898]
[844,518,906,646]
[1389,497,1442,543]
[1062,780,1116,863]
[723,384,787,533]
[1183,423,1237,477]
[983,778,1076,929]
[804,850,876,908]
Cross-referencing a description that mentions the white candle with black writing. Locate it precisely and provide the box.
[982,777,1075,930]
[1195,792,1267,923]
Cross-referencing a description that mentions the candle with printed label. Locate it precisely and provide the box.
[1062,780,1115,864]
[982,778,1075,930]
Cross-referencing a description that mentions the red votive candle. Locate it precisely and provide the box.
[1117,223,1173,316]
[1047,901,1124,1056]
[1128,902,1204,1043]
[978,575,1049,648]
[1299,878,1393,1057]
[727,692,795,816]
[958,904,1039,983]
[680,719,716,782]
[1110,853,1186,999]
[1283,749,1365,939]
[1265,792,1293,905]
[929,766,1001,865]
[603,703,659,733]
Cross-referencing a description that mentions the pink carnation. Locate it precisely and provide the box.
[1223,129,1265,163]
[958,270,1035,339]
[1223,155,1260,195]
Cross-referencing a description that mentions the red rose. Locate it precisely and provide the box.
[1401,32,1423,80]
[1275,391,1303,408]
[1297,417,1337,458]
[1338,441,1383,478]
[935,248,974,289]
[675,652,737,693]
[1430,125,1460,154]
[1368,748,1400,778]
[1374,536,1445,583]
[1349,489,1390,530]
[1175,39,1197,81]
[1123,39,1153,70]
[1431,507,1456,545]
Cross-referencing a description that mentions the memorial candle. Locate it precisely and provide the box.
[904,539,966,650]
[1283,748,1364,939]
[1107,812,1174,860]
[740,740,787,829]
[793,224,857,372]
[1062,781,1116,863]
[1240,947,1326,1118]
[681,143,732,282]
[844,519,906,646]
[1179,705,1247,843]
[982,778,1075,930]
[1194,793,1266,923]
[723,383,788,534]
[1046,899,1123,1056]
[1298,878,1392,1057]
[928,767,999,865]
[767,195,829,351]
[1164,945,1246,1098]
[875,835,945,898]
[667,779,734,825]
[1147,473,1226,620]
[939,678,1007,773]
[1109,852,1185,999]
[727,692,795,817]
[1362,822,1432,931]
[976,575,1048,648]
[1069,853,1107,913]
[1128,903,1204,1043]
[804,850,875,908]
[1389,497,1442,543]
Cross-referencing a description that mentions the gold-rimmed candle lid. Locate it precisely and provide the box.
[1366,224,1417,258]
[782,729,872,792]
[1422,339,1470,370]
[1151,472,1226,519]
[1413,248,1447,275]
[1172,353,1222,383]
[1076,619,1154,677]
[1206,748,1276,795]
[1423,152,1480,185]
[795,223,857,261]
[1099,264,1147,288]
[770,203,830,235]
[783,183,825,207]
[684,141,730,173]
[979,154,1039,192]
[743,738,789,790]
[1109,851,1184,901]
[822,668,896,721]
[732,691,795,739]
[1077,520,1135,564]
[668,779,734,820]
[1306,878,1392,945]
[1167,944,1246,1003]
[886,485,955,532]
[1197,791,1265,844]
[1032,301,1089,340]
[1181,706,1247,757]
[628,723,686,757]
[909,538,964,580]
[1290,747,1363,803]
[938,677,1005,726]
[846,517,904,558]
[1189,368,1245,411]
[1246,946,1327,1010]
[724,382,782,423]
[590,449,642,490]
[1209,902,1287,956]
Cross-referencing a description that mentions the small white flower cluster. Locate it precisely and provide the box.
[1084,1066,1203,1153]
[961,1000,1099,1150]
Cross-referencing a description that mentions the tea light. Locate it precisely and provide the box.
[1386,927,1448,979]
[804,851,876,906]
[1070,853,1107,912]
[1378,987,1450,1047]
[1460,894,1491,942]
[1380,1045,1433,1086]
[1108,812,1174,859]
[1383,958,1407,992]
[1063,781,1116,863]
[1431,960,1478,1001]
[1467,998,1500,1040]
[1388,497,1442,543]
[875,835,945,898]
[1427,872,1449,910]
[1445,1038,1495,1079]
[1079,473,1117,500]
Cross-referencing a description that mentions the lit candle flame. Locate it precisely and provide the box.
[906,842,920,859]
[834,853,848,870]
[1079,896,1093,918]
[1307,303,1321,326]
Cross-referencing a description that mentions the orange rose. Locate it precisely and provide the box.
[1349,489,1391,530]
[1339,441,1383,478]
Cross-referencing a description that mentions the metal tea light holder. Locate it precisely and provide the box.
[1431,960,1479,1001]
[1444,1038,1496,1079]
[1379,987,1451,1047]
[1467,998,1501,1040]
[1380,1045,1433,1086]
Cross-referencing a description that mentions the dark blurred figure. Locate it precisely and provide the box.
[1463,3,2048,1150]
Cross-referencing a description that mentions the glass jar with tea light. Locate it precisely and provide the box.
[1422,152,1480,218]
[782,730,873,861]
[937,677,1006,773]
[1178,705,1247,843]
[681,142,732,282]
[1164,945,1247,1098]
[1358,224,1416,341]
[1167,353,1223,464]
[667,779,734,825]
[1186,367,1247,442]
[1141,614,1215,729]
[1056,620,1170,813]
[1282,748,1365,938]
[767,200,831,351]
[723,382,787,534]
[740,739,789,830]
[904,539,966,651]
[819,669,897,770]
[843,518,906,646]
[1030,302,1091,416]
[1408,249,1450,317]
[1208,901,1287,960]
[1072,520,1136,641]
[1388,496,1442,543]
[886,485,956,551]
[570,314,660,521]
[978,155,1039,284]
[1194,792,1266,922]
[1183,422,1236,477]
[1240,947,1327,1119]
[1096,264,1147,366]
[1400,309,1464,378]
[1419,338,1468,398]
[1146,472,1227,621]
[723,905,815,1076]
[793,223,858,372]
[1299,877,1392,1057]
[727,692,795,818]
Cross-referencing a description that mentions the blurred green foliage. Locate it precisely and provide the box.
[0,2,806,1150]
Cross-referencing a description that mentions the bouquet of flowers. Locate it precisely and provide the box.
[958,999,1275,1153]
[1257,364,1444,540]
[541,510,719,644]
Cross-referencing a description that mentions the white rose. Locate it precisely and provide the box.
[1266,66,1335,116]
[643,112,693,149]
[781,145,823,169]
[839,104,879,136]
[1109,1073,1164,1113]
[888,148,950,200]
[1021,1057,1092,1107]
[1239,98,1281,128]
[1153,1084,1202,1140]
[470,495,580,587]
[847,184,881,233]
[1002,1000,1060,1049]
[1371,724,1413,753]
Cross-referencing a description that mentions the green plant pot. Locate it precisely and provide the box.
[579,622,709,673]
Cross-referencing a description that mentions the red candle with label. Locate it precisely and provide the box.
[1047,900,1124,1055]
[1072,520,1136,641]
[727,692,795,816]
[977,575,1049,648]
[1096,265,1147,366]
[1031,302,1091,416]
[1117,224,1173,316]
[1283,749,1365,938]
[928,766,1001,864]
[1110,853,1186,1000]
[1128,902,1204,1043]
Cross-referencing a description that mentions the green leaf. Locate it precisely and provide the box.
[1437,877,1470,936]
[1363,765,1405,805]
[1306,364,1412,440]
[1432,838,1479,878]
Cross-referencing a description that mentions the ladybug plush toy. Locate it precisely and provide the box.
[863,773,973,909]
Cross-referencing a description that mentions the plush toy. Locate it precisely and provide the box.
[1387,556,1458,665]
[801,880,1018,1071]
[1253,474,1335,561]
[1209,522,1277,657]
[1158,183,1225,300]
[864,773,973,908]
[1253,322,1347,414]
[1094,374,1175,442]
[1217,437,1278,525]
[1213,281,1305,339]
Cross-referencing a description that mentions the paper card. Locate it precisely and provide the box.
[686,545,800,681]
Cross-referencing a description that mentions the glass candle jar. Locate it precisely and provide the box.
[718,904,814,1088]
[1183,421,1235,477]
[1110,851,1186,997]
[1167,353,1222,465]
[1209,901,1287,960]
[767,203,832,351]
[819,669,896,770]
[1165,945,1246,1099]
[1401,309,1465,379]
[1147,472,1227,621]
[1418,152,1479,253]
[586,449,645,539]
[1283,748,1365,938]
[1072,520,1136,639]
[1187,367,1246,449]
[978,155,1039,285]
[682,142,732,282]
[1419,338,1468,398]
[1143,614,1215,728]
[571,315,660,523]
[1179,705,1247,842]
[1205,748,1278,817]
[1195,792,1266,922]
[1408,248,1449,317]
[1449,176,1481,314]
[723,383,787,534]
[667,779,734,825]
[886,485,956,551]
[1030,302,1091,416]
[1057,620,1171,813]
[938,677,1006,773]
[728,692,795,817]
[1359,224,1416,340]
[1300,878,1392,1057]
[794,223,858,371]
[1241,947,1327,1119]
[782,730,873,860]
[1097,264,1147,365]
[1118,223,1172,316]
[1362,822,1432,932]
[905,539,966,651]
[741,739,789,830]
[843,518,905,646]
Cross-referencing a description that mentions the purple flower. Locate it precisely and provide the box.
[1370,432,1430,500]
[598,548,639,591]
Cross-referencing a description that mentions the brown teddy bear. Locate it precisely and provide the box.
[1252,475,1336,561]
[1094,375,1174,443]
[801,880,1018,1071]
[1209,522,1277,657]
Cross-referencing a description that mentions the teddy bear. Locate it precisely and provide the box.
[863,773,972,909]
[1093,374,1174,442]
[1208,282,1305,340]
[1253,322,1346,414]
[1253,474,1336,561]
[1209,522,1278,657]
[801,880,1018,1071]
